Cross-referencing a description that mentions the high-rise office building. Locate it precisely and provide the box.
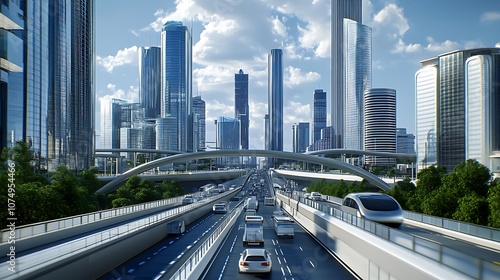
[396,128,416,154]
[235,69,249,149]
[331,0,362,148]
[264,114,270,150]
[343,19,371,151]
[292,123,310,153]
[192,96,206,150]
[364,88,396,166]
[313,89,327,144]
[216,116,240,166]
[101,99,142,152]
[23,0,95,171]
[139,46,161,119]
[268,49,283,152]
[0,1,24,153]
[160,21,192,151]
[415,48,500,176]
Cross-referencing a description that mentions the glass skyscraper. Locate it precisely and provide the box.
[313,89,327,144]
[139,46,161,119]
[192,95,206,150]
[331,0,362,148]
[235,69,249,150]
[216,116,240,166]
[0,1,24,152]
[292,123,310,153]
[415,48,500,176]
[343,18,371,151]
[160,21,192,152]
[268,49,283,152]
[364,88,396,166]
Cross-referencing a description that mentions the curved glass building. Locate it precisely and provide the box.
[343,18,371,151]
[161,21,192,152]
[331,0,362,148]
[364,88,396,166]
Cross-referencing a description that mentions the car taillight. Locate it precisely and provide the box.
[261,262,270,266]
[240,262,248,266]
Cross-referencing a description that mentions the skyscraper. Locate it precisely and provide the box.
[364,88,396,166]
[139,46,161,119]
[343,18,372,150]
[0,1,24,153]
[331,0,362,148]
[192,96,206,150]
[415,48,500,176]
[292,123,310,153]
[313,89,327,144]
[235,69,249,149]
[216,116,240,166]
[23,0,95,171]
[160,21,192,151]
[268,49,283,152]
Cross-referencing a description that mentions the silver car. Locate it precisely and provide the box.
[238,248,272,274]
[341,192,404,227]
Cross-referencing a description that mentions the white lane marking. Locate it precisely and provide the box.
[274,248,279,255]
[153,270,165,280]
[138,261,146,266]
[283,257,287,263]
[127,268,135,273]
[218,255,230,280]
[277,256,282,265]
[272,239,276,245]
[230,235,238,253]
[299,246,303,251]
[281,267,285,276]
[287,265,292,274]
[280,249,284,255]
[309,260,315,268]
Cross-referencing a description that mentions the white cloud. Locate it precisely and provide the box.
[104,83,139,103]
[96,46,138,72]
[425,37,460,53]
[285,66,321,88]
[272,16,287,37]
[284,101,311,125]
[496,42,500,48]
[392,38,422,54]
[372,3,409,38]
[480,11,500,22]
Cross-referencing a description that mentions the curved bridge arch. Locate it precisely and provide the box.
[307,149,416,162]
[96,149,392,194]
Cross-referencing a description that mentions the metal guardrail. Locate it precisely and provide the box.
[0,196,226,280]
[283,192,500,279]
[1,195,187,242]
[169,202,243,280]
[321,193,500,243]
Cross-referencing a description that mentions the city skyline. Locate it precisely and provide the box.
[95,0,500,152]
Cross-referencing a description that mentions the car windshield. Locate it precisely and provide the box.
[358,196,400,211]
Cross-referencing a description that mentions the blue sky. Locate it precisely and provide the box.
[95,0,500,151]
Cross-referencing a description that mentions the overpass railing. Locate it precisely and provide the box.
[282,192,500,279]
[1,195,186,242]
[0,194,228,280]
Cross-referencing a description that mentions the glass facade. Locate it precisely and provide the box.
[313,89,326,144]
[161,21,192,152]
[396,128,416,154]
[192,95,206,150]
[268,49,283,151]
[416,48,500,175]
[139,46,161,119]
[415,64,438,171]
[343,18,371,151]
[364,88,396,166]
[235,69,249,149]
[216,116,240,166]
[0,0,24,152]
[292,122,309,153]
[331,0,362,148]
[156,117,177,151]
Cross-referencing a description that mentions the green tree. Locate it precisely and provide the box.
[452,159,491,197]
[49,165,85,216]
[487,180,500,228]
[161,180,184,198]
[452,193,489,226]
[388,178,415,210]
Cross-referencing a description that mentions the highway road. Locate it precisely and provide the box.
[200,201,358,280]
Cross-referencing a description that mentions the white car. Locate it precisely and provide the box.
[238,248,272,274]
[310,192,323,201]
